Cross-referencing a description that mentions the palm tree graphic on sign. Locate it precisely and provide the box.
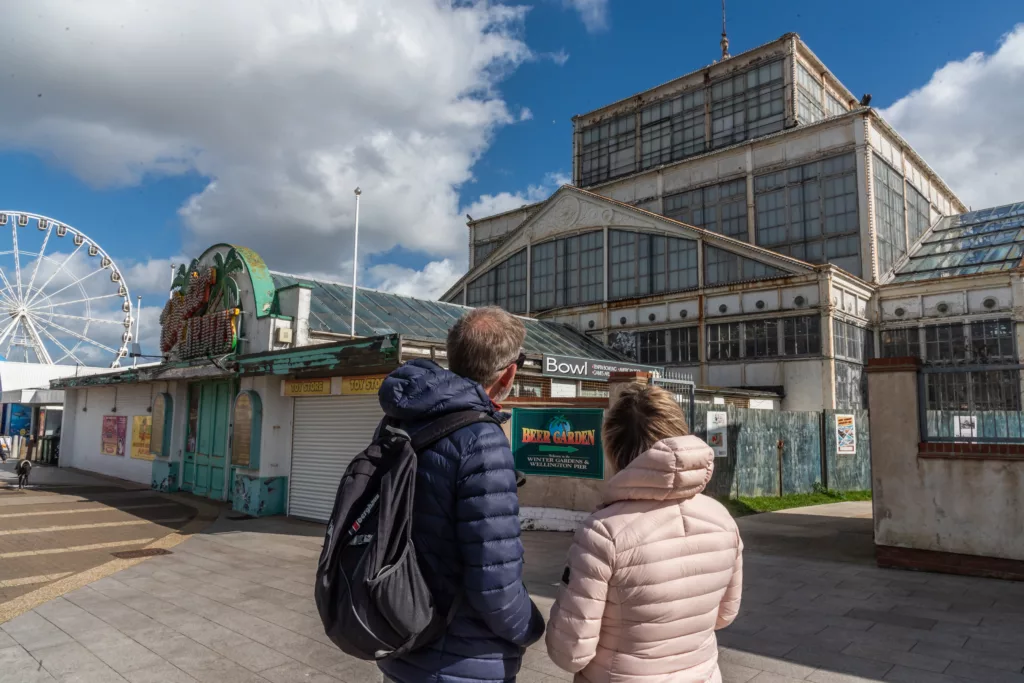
[542,415,577,453]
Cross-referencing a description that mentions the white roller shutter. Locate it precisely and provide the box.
[289,395,383,522]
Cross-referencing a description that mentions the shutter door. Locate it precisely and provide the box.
[289,395,383,522]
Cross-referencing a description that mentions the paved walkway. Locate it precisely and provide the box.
[0,463,199,608]
[2,497,1024,682]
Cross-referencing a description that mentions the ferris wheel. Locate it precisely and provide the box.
[0,211,133,368]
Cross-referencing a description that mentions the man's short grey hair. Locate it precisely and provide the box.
[447,307,526,386]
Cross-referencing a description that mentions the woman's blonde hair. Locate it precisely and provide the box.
[603,384,689,473]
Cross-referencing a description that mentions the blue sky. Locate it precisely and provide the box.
[0,0,1021,345]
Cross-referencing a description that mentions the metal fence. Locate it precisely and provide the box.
[918,364,1024,444]
[653,376,697,434]
[681,402,870,497]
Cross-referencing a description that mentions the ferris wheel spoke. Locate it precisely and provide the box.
[25,243,84,308]
[11,221,24,302]
[4,318,22,358]
[45,293,123,309]
[44,311,124,326]
[24,223,52,299]
[0,316,21,347]
[37,267,103,303]
[34,320,84,365]
[0,268,19,307]
[22,316,53,364]
[37,318,118,355]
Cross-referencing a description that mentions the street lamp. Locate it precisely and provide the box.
[350,187,362,338]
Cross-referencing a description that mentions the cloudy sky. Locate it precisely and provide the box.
[0,0,1021,364]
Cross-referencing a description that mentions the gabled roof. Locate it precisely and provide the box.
[442,184,816,300]
[890,201,1024,283]
[270,273,627,361]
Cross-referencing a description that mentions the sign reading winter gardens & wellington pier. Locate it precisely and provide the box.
[511,408,604,479]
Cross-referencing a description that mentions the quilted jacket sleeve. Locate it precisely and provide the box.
[455,425,545,647]
[715,529,744,630]
[545,517,615,673]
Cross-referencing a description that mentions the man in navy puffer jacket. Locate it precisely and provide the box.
[377,306,545,683]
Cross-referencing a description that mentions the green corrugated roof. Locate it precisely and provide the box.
[892,201,1024,282]
[270,272,626,361]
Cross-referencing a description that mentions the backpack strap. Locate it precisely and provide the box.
[409,410,499,453]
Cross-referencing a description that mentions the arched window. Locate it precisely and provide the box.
[231,391,262,470]
[150,393,173,458]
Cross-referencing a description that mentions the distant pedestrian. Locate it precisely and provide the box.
[16,459,32,489]
[375,306,545,683]
[546,384,744,683]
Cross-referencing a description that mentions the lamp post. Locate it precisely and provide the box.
[350,187,362,338]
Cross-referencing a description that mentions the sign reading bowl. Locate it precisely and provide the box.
[542,354,662,382]
[511,408,604,479]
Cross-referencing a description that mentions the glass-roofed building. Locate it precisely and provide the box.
[441,32,1022,413]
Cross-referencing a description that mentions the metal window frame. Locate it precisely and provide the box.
[918,364,1024,443]
[709,59,786,149]
[665,179,748,240]
[608,229,698,301]
[754,152,860,274]
[783,315,822,356]
[640,90,706,169]
[873,154,908,274]
[578,114,637,186]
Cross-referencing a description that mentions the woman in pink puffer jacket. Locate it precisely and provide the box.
[545,384,743,683]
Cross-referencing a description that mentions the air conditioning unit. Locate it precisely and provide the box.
[275,327,294,345]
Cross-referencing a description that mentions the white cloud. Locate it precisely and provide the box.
[562,0,609,33]
[368,260,462,300]
[544,50,570,66]
[369,171,567,297]
[882,24,1024,209]
[0,1,538,283]
[519,107,534,122]
[463,172,568,221]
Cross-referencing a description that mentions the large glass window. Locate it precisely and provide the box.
[833,319,872,363]
[706,317,821,362]
[710,60,785,149]
[969,320,1016,364]
[530,231,604,312]
[473,241,499,265]
[664,179,748,240]
[924,323,967,365]
[671,327,700,363]
[609,230,697,300]
[579,114,636,186]
[796,64,825,124]
[745,319,779,358]
[704,246,787,287]
[640,90,705,169]
[707,322,741,360]
[906,183,932,246]
[881,327,920,358]
[754,152,860,276]
[784,316,822,355]
[826,93,847,118]
[835,361,867,410]
[466,249,527,313]
[637,330,668,364]
[873,155,907,275]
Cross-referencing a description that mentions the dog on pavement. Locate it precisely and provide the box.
[15,459,31,489]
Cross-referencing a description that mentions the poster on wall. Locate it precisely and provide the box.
[955,415,978,440]
[707,411,728,458]
[101,415,128,456]
[836,414,857,455]
[130,416,154,461]
[511,408,604,479]
[8,404,32,436]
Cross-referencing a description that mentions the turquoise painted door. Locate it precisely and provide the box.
[194,381,232,500]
